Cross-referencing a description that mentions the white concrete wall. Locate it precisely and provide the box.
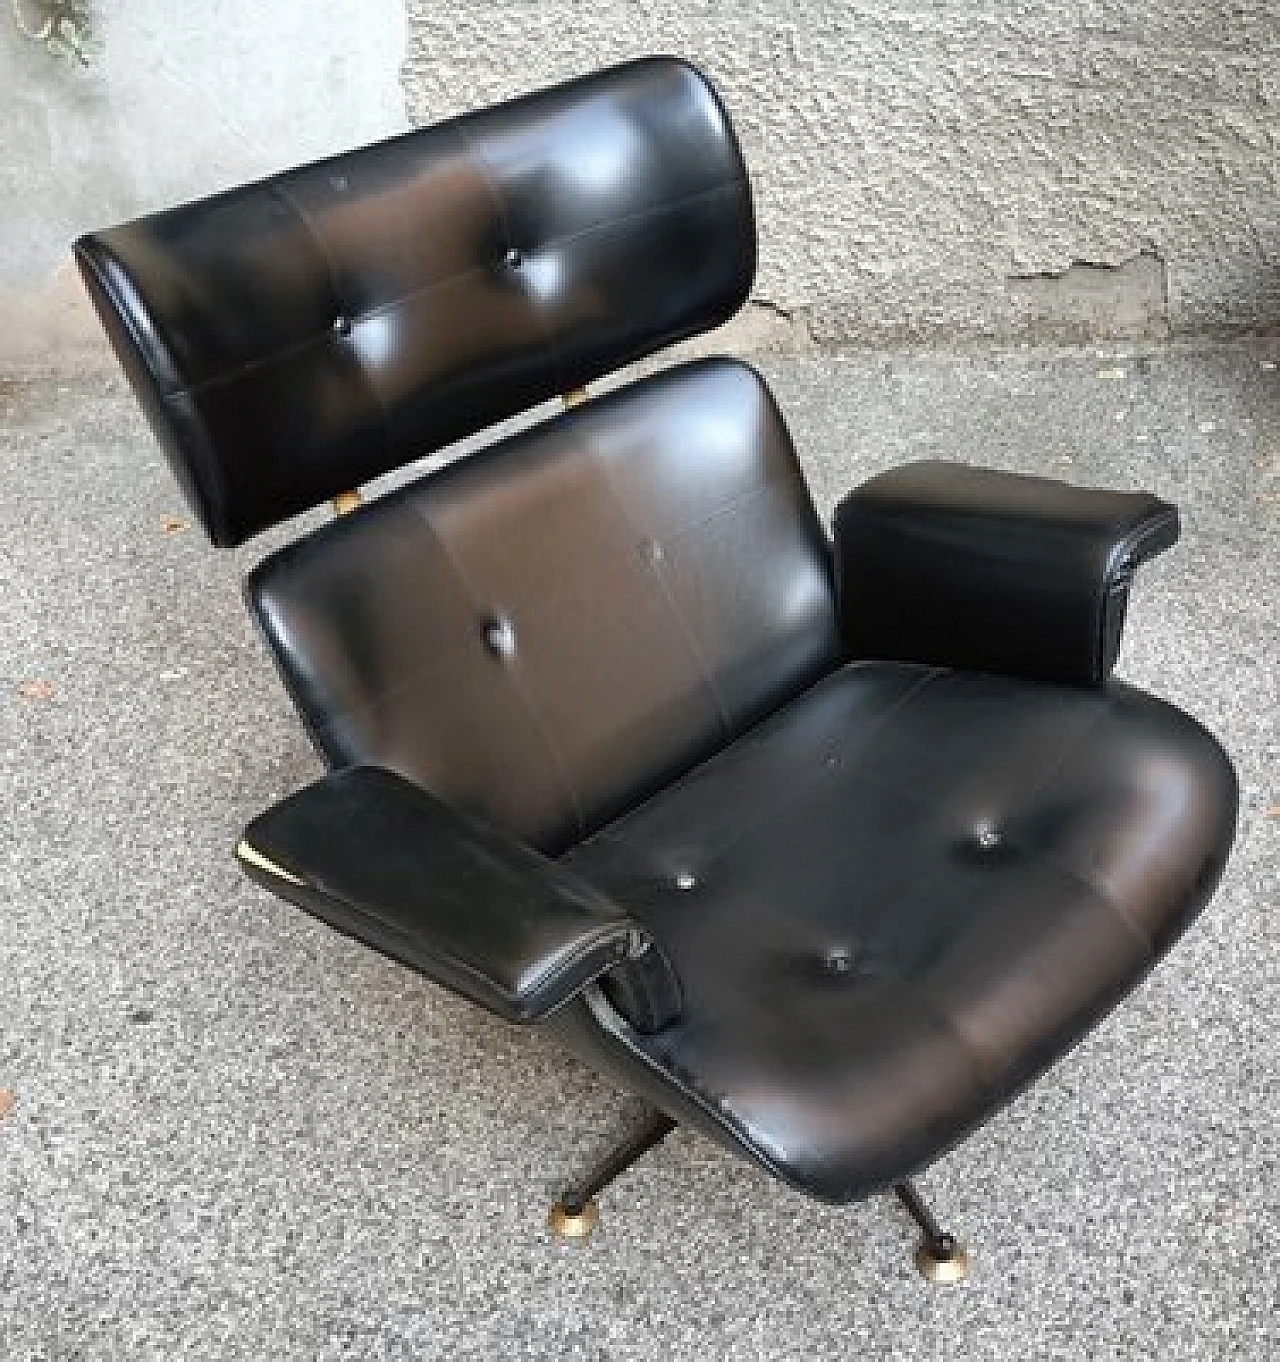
[403,0,1280,345]
[0,0,407,365]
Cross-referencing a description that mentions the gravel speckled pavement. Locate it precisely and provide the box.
[1,339,1277,1359]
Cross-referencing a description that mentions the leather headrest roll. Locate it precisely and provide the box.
[73,57,755,547]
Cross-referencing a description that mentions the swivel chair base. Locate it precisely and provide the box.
[550,1110,971,1283]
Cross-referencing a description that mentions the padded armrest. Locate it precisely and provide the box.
[833,460,1179,686]
[236,766,645,1023]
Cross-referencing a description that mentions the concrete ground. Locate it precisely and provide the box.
[0,338,1276,1360]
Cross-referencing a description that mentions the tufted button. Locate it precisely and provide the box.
[503,246,523,270]
[483,615,517,660]
[332,314,352,337]
[675,871,697,891]
[825,946,854,976]
[975,824,1002,850]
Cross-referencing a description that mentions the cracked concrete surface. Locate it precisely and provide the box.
[0,337,1276,1359]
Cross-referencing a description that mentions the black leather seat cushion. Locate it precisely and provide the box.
[561,661,1238,1201]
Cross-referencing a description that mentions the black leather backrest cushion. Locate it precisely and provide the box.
[247,359,839,854]
[73,57,755,547]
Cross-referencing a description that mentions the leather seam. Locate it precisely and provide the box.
[152,179,748,402]
[266,181,398,474]
[453,120,565,391]
[594,457,738,743]
[1030,851,1158,954]
[73,241,230,539]
[271,867,630,1017]
[1094,506,1179,678]
[400,498,589,840]
[585,664,943,869]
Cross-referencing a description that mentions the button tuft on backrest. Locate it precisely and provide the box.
[825,946,854,976]
[483,616,518,660]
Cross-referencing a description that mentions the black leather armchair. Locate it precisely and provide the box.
[75,57,1237,1282]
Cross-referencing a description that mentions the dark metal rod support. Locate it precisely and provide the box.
[893,1179,955,1256]
[560,1111,677,1213]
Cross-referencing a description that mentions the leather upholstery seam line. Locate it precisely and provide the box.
[453,121,566,393]
[1112,506,1179,571]
[288,877,630,1015]
[267,180,398,475]
[287,475,787,745]
[914,993,1004,1102]
[72,243,230,538]
[1030,851,1157,954]
[147,178,748,402]
[1094,507,1179,677]
[577,665,942,867]
[595,454,737,741]
[400,499,589,840]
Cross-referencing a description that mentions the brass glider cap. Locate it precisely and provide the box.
[914,1237,971,1284]
[547,1199,600,1241]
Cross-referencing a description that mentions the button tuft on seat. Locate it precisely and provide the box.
[483,616,517,660]
[975,824,1002,850]
[332,314,352,337]
[504,247,523,269]
[675,871,697,891]
[825,947,854,976]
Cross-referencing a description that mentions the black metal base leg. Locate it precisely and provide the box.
[548,1111,677,1240]
[893,1179,971,1283]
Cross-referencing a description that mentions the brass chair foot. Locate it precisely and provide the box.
[894,1180,969,1284]
[548,1198,600,1240]
[548,1111,676,1243]
[913,1235,971,1284]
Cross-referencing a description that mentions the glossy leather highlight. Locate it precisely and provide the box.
[834,461,1179,686]
[73,57,754,546]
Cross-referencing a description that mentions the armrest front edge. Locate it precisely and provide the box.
[235,766,649,1024]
